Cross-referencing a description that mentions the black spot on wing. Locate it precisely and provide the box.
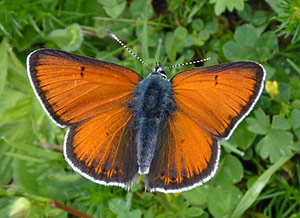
[214,75,218,85]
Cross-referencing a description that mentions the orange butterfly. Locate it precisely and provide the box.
[27,47,265,193]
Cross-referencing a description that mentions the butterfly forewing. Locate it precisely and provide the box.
[27,49,142,127]
[171,61,265,139]
[27,49,142,187]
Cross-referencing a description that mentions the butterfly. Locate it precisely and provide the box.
[27,48,265,193]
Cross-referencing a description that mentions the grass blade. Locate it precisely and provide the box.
[4,152,46,163]
[0,38,8,95]
[5,139,63,160]
[287,58,300,75]
[231,153,295,218]
[142,0,150,62]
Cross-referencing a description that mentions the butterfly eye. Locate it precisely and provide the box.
[150,63,167,78]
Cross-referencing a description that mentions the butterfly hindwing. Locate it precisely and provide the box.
[147,109,219,193]
[65,106,138,187]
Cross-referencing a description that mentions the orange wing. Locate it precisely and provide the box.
[27,49,142,127]
[27,49,142,186]
[147,61,265,192]
[171,62,265,139]
[147,110,219,192]
[64,106,138,187]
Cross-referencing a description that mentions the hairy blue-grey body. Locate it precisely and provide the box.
[129,68,177,174]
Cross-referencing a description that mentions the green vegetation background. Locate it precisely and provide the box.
[0,0,300,217]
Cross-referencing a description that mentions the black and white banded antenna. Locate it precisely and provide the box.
[163,57,211,71]
[107,30,152,70]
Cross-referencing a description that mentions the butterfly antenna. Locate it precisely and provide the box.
[107,30,152,70]
[163,57,211,71]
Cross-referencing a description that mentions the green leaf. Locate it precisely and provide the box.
[7,48,31,94]
[165,32,176,62]
[264,65,276,80]
[247,108,270,135]
[184,36,194,47]
[254,108,270,129]
[212,0,244,15]
[227,0,244,11]
[48,24,83,52]
[0,197,11,218]
[238,3,253,21]
[172,27,186,54]
[103,1,126,19]
[29,97,46,138]
[182,184,210,205]
[291,141,300,152]
[9,197,31,218]
[13,154,86,200]
[214,154,244,184]
[47,178,89,200]
[185,207,204,217]
[265,0,283,14]
[231,121,256,150]
[233,46,259,62]
[109,198,129,215]
[198,29,210,41]
[0,140,14,185]
[125,192,132,212]
[0,87,24,110]
[174,27,188,41]
[246,176,259,189]
[256,129,293,163]
[234,24,258,47]
[255,31,278,61]
[224,28,260,61]
[290,77,300,100]
[223,41,239,61]
[191,19,204,31]
[272,114,291,130]
[0,97,31,124]
[278,83,291,101]
[231,154,295,217]
[290,109,300,129]
[12,25,37,51]
[123,210,142,218]
[213,0,227,15]
[252,11,267,26]
[130,0,153,19]
[207,183,242,217]
[98,0,117,7]
[0,38,8,95]
[182,49,194,60]
[205,21,218,34]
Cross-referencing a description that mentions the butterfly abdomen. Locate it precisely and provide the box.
[129,75,176,174]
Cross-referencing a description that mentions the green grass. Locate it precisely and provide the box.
[1,0,300,217]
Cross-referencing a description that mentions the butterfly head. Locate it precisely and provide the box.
[150,63,167,78]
